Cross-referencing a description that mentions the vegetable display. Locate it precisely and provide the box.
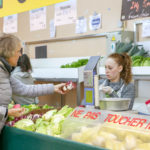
[115,41,149,57]
[115,41,150,66]
[6,104,150,150]
[6,104,74,137]
[60,59,89,68]
[131,56,150,67]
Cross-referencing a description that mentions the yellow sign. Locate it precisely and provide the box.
[111,36,116,41]
[0,0,67,17]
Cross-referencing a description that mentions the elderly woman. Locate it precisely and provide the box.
[11,54,40,104]
[0,33,66,133]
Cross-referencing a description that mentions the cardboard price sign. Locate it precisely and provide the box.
[0,0,67,17]
[69,107,150,131]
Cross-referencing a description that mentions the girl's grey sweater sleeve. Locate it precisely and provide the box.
[10,76,54,97]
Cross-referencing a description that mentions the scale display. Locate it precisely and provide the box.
[84,56,100,106]
[85,90,93,103]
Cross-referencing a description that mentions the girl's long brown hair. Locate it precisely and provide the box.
[108,53,132,84]
[17,54,32,72]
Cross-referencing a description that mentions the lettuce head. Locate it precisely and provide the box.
[14,119,35,131]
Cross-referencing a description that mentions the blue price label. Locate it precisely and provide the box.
[92,18,100,26]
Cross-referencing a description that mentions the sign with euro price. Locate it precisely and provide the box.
[89,13,101,31]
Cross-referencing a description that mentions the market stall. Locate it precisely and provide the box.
[1,0,150,150]
[0,104,104,150]
[1,106,150,150]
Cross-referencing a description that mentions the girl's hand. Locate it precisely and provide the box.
[102,86,114,94]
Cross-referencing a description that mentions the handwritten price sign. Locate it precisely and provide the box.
[121,0,150,21]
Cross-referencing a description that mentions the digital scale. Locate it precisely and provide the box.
[84,56,100,107]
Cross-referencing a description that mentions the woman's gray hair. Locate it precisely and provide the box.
[0,33,21,59]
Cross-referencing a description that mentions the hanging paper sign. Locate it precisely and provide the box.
[142,21,150,37]
[0,0,67,17]
[121,0,150,21]
[75,17,87,34]
[30,7,46,31]
[3,14,18,33]
[50,19,56,38]
[54,0,77,26]
[89,13,101,30]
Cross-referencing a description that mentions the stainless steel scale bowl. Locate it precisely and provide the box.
[99,98,131,111]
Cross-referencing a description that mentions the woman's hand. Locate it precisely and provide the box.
[54,83,67,94]
[102,86,114,94]
[8,107,25,117]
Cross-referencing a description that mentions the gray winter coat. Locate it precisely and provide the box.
[0,59,54,132]
[11,67,39,104]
